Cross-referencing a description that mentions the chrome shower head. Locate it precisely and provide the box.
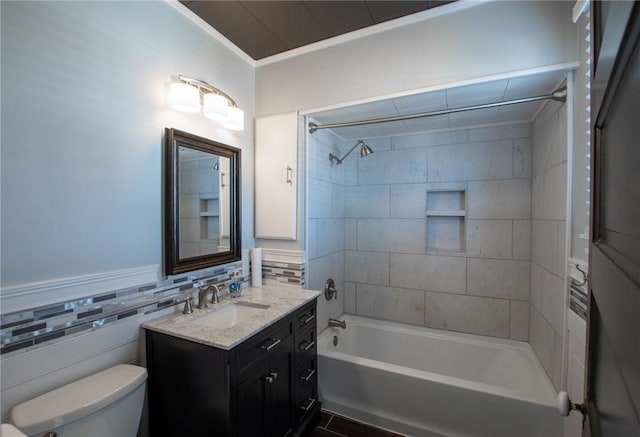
[359,141,374,158]
[329,140,374,165]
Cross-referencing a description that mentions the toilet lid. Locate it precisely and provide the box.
[10,364,147,434]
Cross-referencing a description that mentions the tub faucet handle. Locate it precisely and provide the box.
[325,278,338,300]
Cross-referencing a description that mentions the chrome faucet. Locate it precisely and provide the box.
[196,285,209,309]
[210,284,221,304]
[328,318,346,329]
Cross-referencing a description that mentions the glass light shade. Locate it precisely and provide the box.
[170,82,200,113]
[203,93,229,121]
[224,106,244,131]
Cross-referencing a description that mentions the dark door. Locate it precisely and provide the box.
[586,1,640,436]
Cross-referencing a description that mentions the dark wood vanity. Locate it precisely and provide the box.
[145,298,319,437]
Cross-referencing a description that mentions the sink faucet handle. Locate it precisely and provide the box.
[183,296,194,314]
[210,284,221,304]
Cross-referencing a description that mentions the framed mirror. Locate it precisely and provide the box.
[164,128,241,275]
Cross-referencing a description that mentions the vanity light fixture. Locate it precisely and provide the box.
[170,75,244,131]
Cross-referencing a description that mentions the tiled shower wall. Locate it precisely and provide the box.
[341,124,533,340]
[529,98,568,390]
[306,129,347,330]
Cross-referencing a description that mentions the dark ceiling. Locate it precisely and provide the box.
[181,1,455,60]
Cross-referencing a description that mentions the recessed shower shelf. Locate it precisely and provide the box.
[425,210,466,217]
[426,189,467,253]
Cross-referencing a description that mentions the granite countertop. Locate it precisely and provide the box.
[142,284,321,350]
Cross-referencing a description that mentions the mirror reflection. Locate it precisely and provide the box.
[178,147,231,257]
[164,128,241,276]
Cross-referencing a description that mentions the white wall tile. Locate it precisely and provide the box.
[390,254,466,293]
[468,179,531,219]
[344,218,357,250]
[392,130,470,149]
[529,305,555,375]
[345,185,390,218]
[308,177,333,219]
[531,175,543,220]
[513,137,532,179]
[356,284,425,326]
[332,184,345,218]
[390,183,428,218]
[467,258,530,300]
[344,281,356,314]
[357,219,426,254]
[357,148,427,185]
[428,140,513,182]
[315,219,344,258]
[543,163,567,221]
[345,250,389,285]
[466,220,513,259]
[530,264,564,334]
[469,123,531,142]
[424,292,510,338]
[531,219,560,275]
[513,220,531,260]
[307,219,318,260]
[510,301,529,341]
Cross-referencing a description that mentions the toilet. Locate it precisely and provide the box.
[10,364,147,437]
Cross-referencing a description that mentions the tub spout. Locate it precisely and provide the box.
[328,318,346,329]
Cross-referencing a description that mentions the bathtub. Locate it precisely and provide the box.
[317,314,562,437]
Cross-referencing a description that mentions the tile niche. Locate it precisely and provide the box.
[426,189,467,253]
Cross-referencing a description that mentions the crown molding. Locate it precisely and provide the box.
[165,0,256,67]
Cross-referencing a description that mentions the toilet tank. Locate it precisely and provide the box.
[10,364,147,437]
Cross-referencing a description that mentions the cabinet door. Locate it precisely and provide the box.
[268,341,295,437]
[237,363,268,437]
[255,113,298,240]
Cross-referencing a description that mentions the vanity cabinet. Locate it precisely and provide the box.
[255,112,298,240]
[145,299,319,437]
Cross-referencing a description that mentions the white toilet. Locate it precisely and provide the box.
[10,364,147,437]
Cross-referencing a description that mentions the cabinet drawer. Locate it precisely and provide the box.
[296,357,317,388]
[295,326,316,363]
[295,305,316,331]
[295,381,318,424]
[236,319,293,375]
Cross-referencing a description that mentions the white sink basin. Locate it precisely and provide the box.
[192,302,269,329]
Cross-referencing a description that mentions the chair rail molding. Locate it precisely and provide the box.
[0,265,160,314]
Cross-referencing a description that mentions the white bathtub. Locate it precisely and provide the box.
[318,315,562,437]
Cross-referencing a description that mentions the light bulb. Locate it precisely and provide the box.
[224,106,244,131]
[170,83,199,113]
[204,93,229,121]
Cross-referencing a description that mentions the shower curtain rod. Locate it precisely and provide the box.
[308,87,567,134]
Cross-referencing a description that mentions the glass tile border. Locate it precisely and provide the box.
[1,262,245,356]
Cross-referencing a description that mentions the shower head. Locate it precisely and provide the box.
[329,140,374,165]
[359,142,374,158]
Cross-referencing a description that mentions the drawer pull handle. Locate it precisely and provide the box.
[298,340,315,351]
[298,314,315,325]
[261,338,281,351]
[300,368,316,382]
[265,372,279,384]
[300,398,316,412]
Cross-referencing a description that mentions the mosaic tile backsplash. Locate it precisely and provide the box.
[1,262,245,356]
[261,260,305,286]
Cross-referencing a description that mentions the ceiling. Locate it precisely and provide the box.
[308,70,568,140]
[180,0,455,60]
[180,1,568,139]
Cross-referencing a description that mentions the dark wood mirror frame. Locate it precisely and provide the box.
[164,128,241,276]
